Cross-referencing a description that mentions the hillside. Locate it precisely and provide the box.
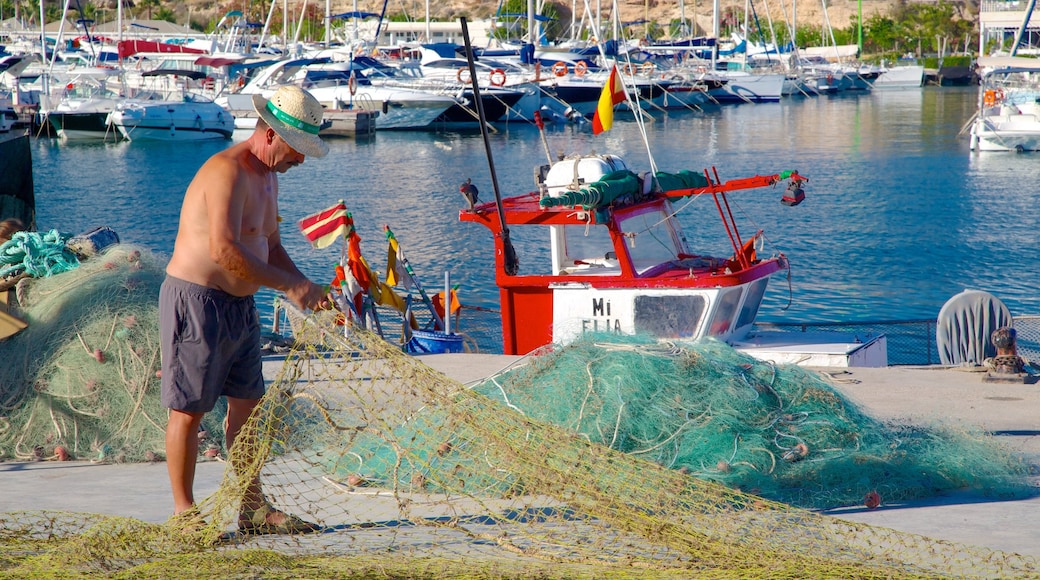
[176,0,907,38]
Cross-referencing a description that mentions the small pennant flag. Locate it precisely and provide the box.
[591,65,626,135]
[385,227,415,290]
[432,288,462,319]
[299,200,350,249]
[347,231,373,294]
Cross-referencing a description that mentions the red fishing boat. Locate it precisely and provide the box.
[459,154,807,355]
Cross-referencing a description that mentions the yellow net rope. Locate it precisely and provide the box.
[2,299,1038,579]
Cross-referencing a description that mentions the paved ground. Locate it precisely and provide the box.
[2,355,1038,559]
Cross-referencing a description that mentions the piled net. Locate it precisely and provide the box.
[2,299,1039,577]
[0,245,232,464]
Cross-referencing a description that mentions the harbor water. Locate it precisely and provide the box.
[29,86,1040,353]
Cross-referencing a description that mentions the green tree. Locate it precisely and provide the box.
[155,6,176,23]
[494,0,564,43]
[862,14,899,54]
[137,0,159,20]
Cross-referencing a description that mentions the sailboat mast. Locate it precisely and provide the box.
[529,0,536,44]
[712,0,720,64]
[857,0,862,54]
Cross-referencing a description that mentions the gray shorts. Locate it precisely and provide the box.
[159,275,264,413]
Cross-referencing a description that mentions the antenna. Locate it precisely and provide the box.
[460,17,519,276]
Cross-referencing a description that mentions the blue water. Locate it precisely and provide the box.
[30,86,1040,352]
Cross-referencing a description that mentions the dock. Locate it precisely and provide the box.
[0,353,1037,559]
[231,107,379,137]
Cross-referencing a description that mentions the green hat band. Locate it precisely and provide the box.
[266,100,320,135]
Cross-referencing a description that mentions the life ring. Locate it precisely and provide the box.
[456,67,471,84]
[641,61,655,74]
[489,68,507,87]
[983,88,1004,107]
[348,75,357,96]
[622,62,637,75]
[551,61,568,77]
[574,61,588,76]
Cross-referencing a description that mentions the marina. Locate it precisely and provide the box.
[5,39,1040,575]
[17,85,1040,355]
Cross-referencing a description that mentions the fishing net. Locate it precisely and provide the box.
[0,244,227,463]
[3,303,1039,578]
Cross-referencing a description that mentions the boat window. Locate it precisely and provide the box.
[619,210,681,274]
[562,224,618,273]
[735,278,769,329]
[504,224,554,275]
[633,295,707,338]
[707,287,743,336]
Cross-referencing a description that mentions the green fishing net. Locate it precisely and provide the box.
[0,244,225,463]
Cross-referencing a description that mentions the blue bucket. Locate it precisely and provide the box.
[406,330,465,354]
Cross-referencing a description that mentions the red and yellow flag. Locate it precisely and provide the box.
[591,65,626,135]
[299,201,350,249]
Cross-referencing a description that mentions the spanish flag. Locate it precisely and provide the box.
[591,65,626,135]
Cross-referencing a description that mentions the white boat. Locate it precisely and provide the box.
[41,70,124,141]
[222,57,457,130]
[108,71,234,142]
[873,63,925,89]
[969,56,1040,152]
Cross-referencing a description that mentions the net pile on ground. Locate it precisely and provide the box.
[474,335,1033,509]
[3,314,1039,578]
[0,245,222,464]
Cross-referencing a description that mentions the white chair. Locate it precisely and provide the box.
[936,289,1013,366]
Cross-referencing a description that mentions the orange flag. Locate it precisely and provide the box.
[591,65,626,135]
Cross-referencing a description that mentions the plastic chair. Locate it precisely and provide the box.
[936,289,1013,366]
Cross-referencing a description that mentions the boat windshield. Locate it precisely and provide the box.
[618,209,683,274]
[557,209,684,275]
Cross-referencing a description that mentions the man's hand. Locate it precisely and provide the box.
[286,278,328,311]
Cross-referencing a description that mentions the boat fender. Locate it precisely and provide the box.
[552,61,568,77]
[382,100,389,114]
[489,68,507,87]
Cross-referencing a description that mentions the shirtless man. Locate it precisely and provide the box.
[160,85,329,534]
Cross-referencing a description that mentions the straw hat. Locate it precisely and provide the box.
[252,85,329,158]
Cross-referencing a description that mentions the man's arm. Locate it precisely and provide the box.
[266,229,326,309]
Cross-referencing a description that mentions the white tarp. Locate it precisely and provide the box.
[800,44,859,61]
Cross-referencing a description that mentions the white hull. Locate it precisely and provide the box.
[873,65,925,89]
[551,284,765,346]
[709,72,785,103]
[109,98,234,142]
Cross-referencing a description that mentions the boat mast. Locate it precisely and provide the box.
[712,0,719,66]
[1010,0,1037,56]
[325,0,331,48]
[529,0,536,44]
